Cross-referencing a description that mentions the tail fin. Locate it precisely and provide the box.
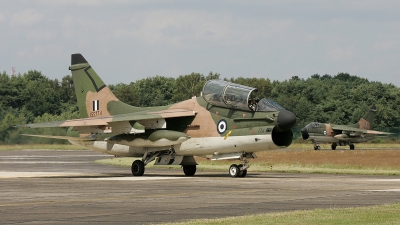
[69,53,138,118]
[357,105,376,130]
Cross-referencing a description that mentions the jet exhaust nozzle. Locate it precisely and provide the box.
[301,127,309,140]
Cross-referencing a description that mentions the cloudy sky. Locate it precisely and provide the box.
[1,0,400,86]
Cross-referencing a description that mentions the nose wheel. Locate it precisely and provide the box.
[229,156,250,177]
[229,164,247,177]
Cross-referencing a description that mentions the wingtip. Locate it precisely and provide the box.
[71,53,88,65]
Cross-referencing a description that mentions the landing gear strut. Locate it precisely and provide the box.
[130,150,162,176]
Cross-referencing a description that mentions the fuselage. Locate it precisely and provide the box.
[69,97,295,158]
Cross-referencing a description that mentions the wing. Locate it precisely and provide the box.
[19,109,196,134]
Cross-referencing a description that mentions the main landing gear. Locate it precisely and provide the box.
[182,165,196,176]
[131,159,198,176]
[130,147,198,177]
[131,150,161,176]
[331,142,355,150]
[316,142,355,150]
[131,160,145,176]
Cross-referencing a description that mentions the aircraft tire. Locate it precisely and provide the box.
[229,164,240,177]
[131,160,145,176]
[237,164,247,177]
[331,143,337,150]
[314,146,320,150]
[350,144,355,150]
[183,165,196,176]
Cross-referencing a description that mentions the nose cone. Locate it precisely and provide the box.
[277,109,297,131]
[301,127,309,140]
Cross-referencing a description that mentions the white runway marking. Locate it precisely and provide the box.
[367,179,400,182]
[86,177,191,181]
[0,172,190,181]
[0,155,108,158]
[0,161,84,164]
[0,172,84,178]
[367,189,400,192]
[0,161,87,164]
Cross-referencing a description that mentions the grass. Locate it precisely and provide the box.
[288,142,400,149]
[158,203,400,225]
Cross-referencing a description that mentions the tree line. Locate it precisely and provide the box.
[1,70,399,144]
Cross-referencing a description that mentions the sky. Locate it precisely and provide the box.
[1,0,400,86]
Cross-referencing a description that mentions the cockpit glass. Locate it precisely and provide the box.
[256,98,284,112]
[202,80,285,112]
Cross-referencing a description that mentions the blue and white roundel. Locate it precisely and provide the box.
[217,119,227,134]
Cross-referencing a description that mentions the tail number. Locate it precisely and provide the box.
[90,110,102,117]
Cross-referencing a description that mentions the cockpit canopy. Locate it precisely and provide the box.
[202,80,284,112]
[304,122,321,129]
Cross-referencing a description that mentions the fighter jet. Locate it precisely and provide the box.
[301,105,391,150]
[20,53,296,177]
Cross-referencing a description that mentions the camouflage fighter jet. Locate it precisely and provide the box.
[20,53,296,177]
[301,105,392,150]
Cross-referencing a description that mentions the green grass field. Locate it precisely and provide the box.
[159,203,400,225]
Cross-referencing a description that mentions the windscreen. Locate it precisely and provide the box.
[256,98,284,112]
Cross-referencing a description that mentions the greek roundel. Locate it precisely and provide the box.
[217,119,227,134]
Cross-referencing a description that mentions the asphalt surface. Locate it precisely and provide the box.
[1,149,400,225]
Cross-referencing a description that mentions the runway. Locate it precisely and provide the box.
[1,150,400,224]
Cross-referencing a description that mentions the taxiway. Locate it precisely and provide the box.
[1,149,400,224]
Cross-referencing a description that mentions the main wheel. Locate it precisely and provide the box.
[238,164,247,177]
[331,143,337,150]
[314,145,320,150]
[229,164,240,177]
[183,165,196,176]
[131,160,145,176]
[350,144,355,150]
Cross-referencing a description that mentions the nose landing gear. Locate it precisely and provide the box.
[229,155,250,177]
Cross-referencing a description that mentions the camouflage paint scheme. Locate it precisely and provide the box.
[301,105,392,150]
[20,54,296,177]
